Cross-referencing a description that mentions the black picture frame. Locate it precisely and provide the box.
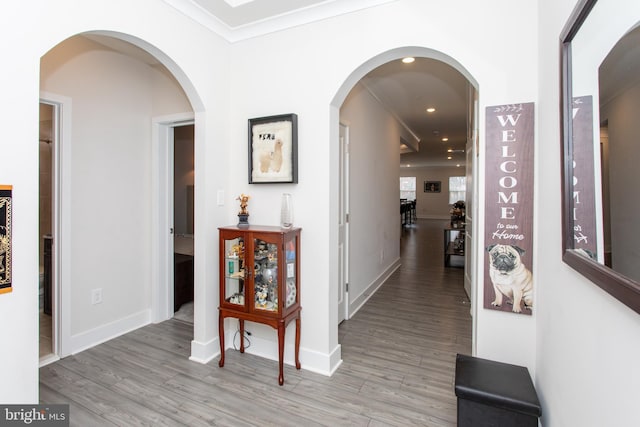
[424,181,441,193]
[248,113,298,184]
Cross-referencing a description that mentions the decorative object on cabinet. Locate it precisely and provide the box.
[218,225,301,385]
[248,114,298,184]
[236,193,250,228]
[424,180,441,193]
[280,193,293,229]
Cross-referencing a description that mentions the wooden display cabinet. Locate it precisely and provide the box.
[218,225,301,385]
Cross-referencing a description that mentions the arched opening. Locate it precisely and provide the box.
[329,47,479,372]
[38,31,204,362]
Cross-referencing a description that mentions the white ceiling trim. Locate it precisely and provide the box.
[164,0,397,43]
[222,0,254,7]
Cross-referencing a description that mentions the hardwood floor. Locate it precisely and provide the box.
[40,219,471,426]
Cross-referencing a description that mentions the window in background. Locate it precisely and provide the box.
[400,177,416,200]
[449,176,466,204]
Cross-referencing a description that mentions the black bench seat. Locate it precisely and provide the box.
[454,353,541,427]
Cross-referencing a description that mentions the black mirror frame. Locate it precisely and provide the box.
[560,0,640,315]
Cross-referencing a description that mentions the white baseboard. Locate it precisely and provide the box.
[348,258,401,317]
[190,337,219,364]
[219,327,340,377]
[39,354,60,368]
[70,309,151,355]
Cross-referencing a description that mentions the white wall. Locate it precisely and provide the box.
[340,83,401,314]
[536,0,640,425]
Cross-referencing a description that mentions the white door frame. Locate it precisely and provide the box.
[338,123,350,323]
[466,86,479,356]
[151,113,194,323]
[39,91,73,362]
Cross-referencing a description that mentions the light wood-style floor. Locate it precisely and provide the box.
[40,219,471,426]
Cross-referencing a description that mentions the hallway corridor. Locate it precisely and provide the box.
[40,219,471,426]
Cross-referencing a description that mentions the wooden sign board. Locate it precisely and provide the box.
[484,104,534,315]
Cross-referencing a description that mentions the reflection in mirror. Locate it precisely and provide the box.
[598,24,640,282]
[561,0,640,314]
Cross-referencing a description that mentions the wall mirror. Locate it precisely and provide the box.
[561,0,640,314]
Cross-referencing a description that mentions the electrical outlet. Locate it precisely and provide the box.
[91,288,102,305]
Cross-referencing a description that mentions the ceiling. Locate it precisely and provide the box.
[164,0,397,41]
[190,0,341,28]
[87,1,471,168]
[360,57,470,168]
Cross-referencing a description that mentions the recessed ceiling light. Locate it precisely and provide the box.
[456,164,461,167]
[426,107,436,113]
[447,149,453,152]
[442,137,449,142]
[447,156,453,160]
[402,57,415,64]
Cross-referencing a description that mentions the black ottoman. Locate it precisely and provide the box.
[454,354,541,427]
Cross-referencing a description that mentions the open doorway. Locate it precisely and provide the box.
[332,49,478,365]
[173,124,195,323]
[39,33,198,359]
[338,55,475,317]
[39,102,55,362]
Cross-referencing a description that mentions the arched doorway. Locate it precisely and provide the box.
[329,47,479,359]
[38,32,204,362]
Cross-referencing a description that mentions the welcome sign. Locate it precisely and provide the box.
[571,96,597,258]
[484,103,534,315]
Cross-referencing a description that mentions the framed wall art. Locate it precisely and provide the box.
[0,185,12,294]
[424,181,441,193]
[248,113,298,184]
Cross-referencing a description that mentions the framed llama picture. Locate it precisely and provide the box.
[248,113,298,183]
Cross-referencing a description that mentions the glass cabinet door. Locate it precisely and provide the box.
[253,237,279,312]
[285,236,297,308]
[223,236,245,306]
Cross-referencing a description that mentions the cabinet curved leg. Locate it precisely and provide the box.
[295,316,301,370]
[218,312,225,367]
[239,319,245,353]
[278,323,285,386]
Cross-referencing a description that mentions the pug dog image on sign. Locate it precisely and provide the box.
[486,244,533,313]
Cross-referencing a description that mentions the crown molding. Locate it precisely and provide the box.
[164,0,397,43]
